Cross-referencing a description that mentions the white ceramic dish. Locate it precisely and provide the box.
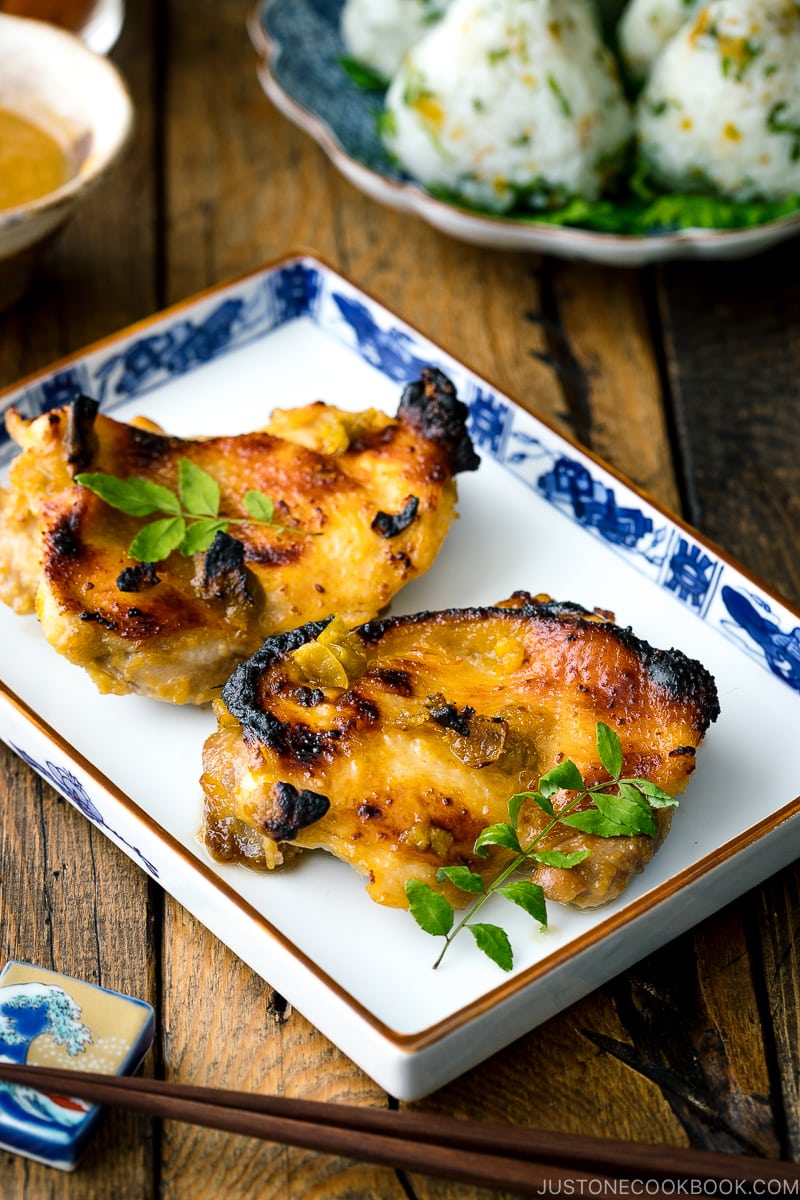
[1,253,799,1100]
[0,13,133,309]
[247,0,800,267]
[78,0,125,55]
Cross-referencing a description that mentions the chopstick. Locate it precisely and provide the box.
[0,1063,798,1193]
[0,1063,597,1194]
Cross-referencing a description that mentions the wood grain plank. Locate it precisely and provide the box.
[330,199,572,430]
[548,261,679,510]
[161,0,340,300]
[596,913,780,1157]
[157,903,406,1200]
[652,246,800,1163]
[754,869,800,1160]
[656,245,800,604]
[0,744,156,1199]
[0,3,161,1197]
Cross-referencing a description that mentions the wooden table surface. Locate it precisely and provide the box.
[1,2,799,1196]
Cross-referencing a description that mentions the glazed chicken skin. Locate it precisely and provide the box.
[0,368,479,704]
[200,593,720,910]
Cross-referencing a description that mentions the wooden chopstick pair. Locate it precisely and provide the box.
[0,1062,798,1195]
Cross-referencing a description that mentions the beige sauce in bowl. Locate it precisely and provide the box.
[0,108,72,211]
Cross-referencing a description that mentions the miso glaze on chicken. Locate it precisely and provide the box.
[0,369,478,704]
[200,593,719,910]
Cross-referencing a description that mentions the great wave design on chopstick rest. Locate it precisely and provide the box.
[0,961,154,1171]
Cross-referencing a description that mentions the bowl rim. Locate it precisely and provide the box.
[0,12,134,227]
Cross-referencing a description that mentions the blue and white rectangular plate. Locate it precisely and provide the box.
[1,253,799,1101]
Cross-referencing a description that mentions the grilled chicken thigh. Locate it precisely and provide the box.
[200,594,719,909]
[0,368,478,704]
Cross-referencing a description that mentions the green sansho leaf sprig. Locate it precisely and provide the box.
[405,722,677,972]
[75,459,318,563]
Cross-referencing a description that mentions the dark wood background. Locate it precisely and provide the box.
[1,2,799,1196]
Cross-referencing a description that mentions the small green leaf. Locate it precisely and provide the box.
[596,722,623,779]
[594,786,657,837]
[179,518,229,556]
[179,458,220,517]
[507,791,527,829]
[538,759,584,798]
[408,722,688,971]
[76,472,180,517]
[474,822,521,858]
[532,849,591,869]
[405,879,454,937]
[560,808,626,837]
[128,517,186,563]
[436,865,484,894]
[522,792,554,820]
[245,491,275,522]
[468,923,513,971]
[509,790,557,824]
[634,779,678,808]
[338,55,389,91]
[498,880,548,926]
[619,781,658,812]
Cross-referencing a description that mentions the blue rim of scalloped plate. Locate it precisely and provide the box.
[248,0,800,266]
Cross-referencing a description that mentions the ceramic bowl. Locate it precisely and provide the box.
[0,13,133,309]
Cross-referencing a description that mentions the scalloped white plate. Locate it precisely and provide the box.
[248,0,800,267]
[1,253,799,1099]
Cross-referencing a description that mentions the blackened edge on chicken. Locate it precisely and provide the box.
[201,531,253,605]
[116,562,161,592]
[65,395,100,474]
[398,367,480,476]
[222,600,720,753]
[223,618,331,748]
[371,495,419,538]
[261,781,330,840]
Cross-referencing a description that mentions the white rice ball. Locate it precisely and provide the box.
[340,0,451,81]
[617,0,704,82]
[382,0,633,213]
[636,0,800,201]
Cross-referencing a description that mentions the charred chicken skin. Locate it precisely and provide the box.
[200,593,719,910]
[0,368,479,705]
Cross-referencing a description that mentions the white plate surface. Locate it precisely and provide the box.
[1,254,799,1098]
[248,0,800,267]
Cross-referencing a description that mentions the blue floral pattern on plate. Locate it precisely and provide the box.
[10,746,159,878]
[0,263,321,439]
[720,585,800,688]
[3,255,800,692]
